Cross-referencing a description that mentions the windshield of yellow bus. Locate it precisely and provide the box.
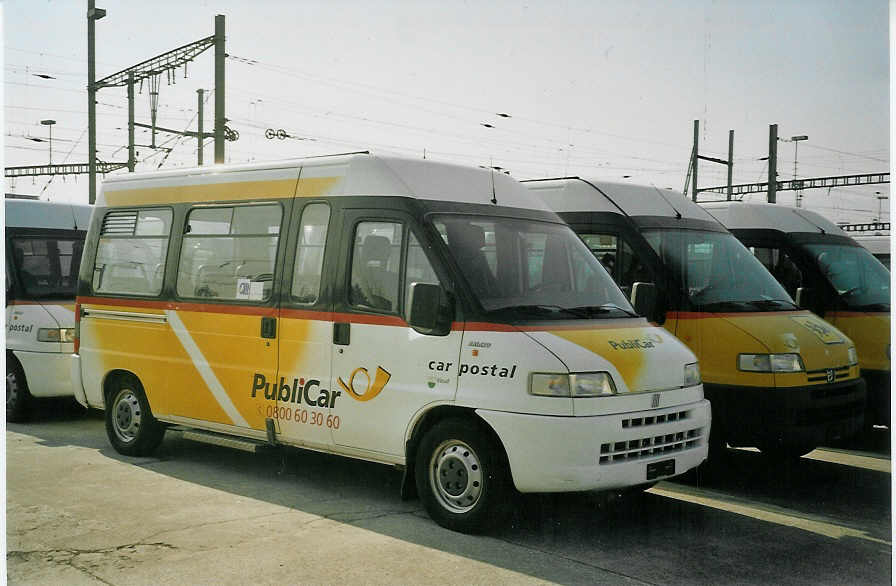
[644,228,796,312]
[804,242,890,310]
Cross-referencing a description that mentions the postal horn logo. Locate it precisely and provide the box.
[338,366,392,402]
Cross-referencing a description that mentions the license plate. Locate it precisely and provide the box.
[647,459,675,480]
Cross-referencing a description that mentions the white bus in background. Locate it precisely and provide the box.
[6,197,92,421]
[852,234,890,270]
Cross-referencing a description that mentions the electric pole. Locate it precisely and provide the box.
[767,124,778,203]
[88,1,105,204]
[214,14,225,164]
[691,120,699,202]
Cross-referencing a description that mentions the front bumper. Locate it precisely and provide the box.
[477,398,711,493]
[862,369,890,427]
[705,378,866,448]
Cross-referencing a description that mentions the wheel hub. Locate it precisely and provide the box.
[430,440,483,513]
[112,389,142,443]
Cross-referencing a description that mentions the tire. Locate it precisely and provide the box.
[6,358,31,422]
[105,375,165,456]
[415,418,511,533]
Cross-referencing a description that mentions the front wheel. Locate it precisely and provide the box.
[105,375,165,456]
[415,418,511,533]
[6,358,31,422]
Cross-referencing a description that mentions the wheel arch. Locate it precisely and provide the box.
[6,350,25,378]
[401,404,510,500]
[101,368,143,408]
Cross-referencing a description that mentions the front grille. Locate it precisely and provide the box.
[622,410,691,429]
[811,384,860,400]
[599,427,704,464]
[806,365,850,383]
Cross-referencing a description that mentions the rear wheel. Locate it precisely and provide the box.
[415,418,511,533]
[105,375,165,456]
[6,358,31,422]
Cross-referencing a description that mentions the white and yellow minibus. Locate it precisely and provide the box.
[703,202,890,428]
[6,197,92,421]
[525,178,866,461]
[73,154,710,532]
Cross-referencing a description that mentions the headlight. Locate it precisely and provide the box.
[847,346,858,366]
[683,362,701,386]
[571,372,616,397]
[37,328,76,343]
[738,353,805,372]
[529,372,616,397]
[529,373,571,397]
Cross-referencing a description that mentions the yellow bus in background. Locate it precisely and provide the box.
[704,202,890,429]
[527,178,866,461]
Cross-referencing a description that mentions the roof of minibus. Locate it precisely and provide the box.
[701,201,847,236]
[523,177,719,222]
[98,153,552,212]
[5,199,92,230]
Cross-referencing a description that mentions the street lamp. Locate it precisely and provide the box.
[40,119,56,164]
[790,135,808,207]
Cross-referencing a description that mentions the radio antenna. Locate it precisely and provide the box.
[489,158,498,205]
[651,184,682,219]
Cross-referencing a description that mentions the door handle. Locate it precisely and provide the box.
[261,316,277,339]
[333,322,350,345]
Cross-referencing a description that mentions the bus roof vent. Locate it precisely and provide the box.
[101,210,138,235]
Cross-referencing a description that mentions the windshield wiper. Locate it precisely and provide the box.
[568,304,639,318]
[486,304,588,318]
[694,300,756,312]
[746,299,799,310]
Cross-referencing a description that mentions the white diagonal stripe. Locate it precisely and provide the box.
[166,310,249,427]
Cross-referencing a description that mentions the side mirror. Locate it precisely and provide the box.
[795,287,815,311]
[408,283,454,335]
[630,282,658,321]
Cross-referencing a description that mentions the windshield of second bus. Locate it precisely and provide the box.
[643,228,796,312]
[803,242,890,310]
[9,236,84,299]
[432,215,635,320]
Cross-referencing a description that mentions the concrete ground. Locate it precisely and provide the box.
[6,400,892,585]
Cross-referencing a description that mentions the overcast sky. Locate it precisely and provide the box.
[3,0,890,224]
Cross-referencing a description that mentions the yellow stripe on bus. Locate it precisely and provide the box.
[103,176,341,207]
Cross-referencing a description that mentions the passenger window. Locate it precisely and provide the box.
[291,203,330,304]
[750,246,803,298]
[176,203,282,301]
[350,221,402,313]
[93,208,173,296]
[404,232,440,320]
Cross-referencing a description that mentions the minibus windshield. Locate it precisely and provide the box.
[432,215,634,319]
[9,236,84,299]
[644,229,796,312]
[802,242,890,310]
